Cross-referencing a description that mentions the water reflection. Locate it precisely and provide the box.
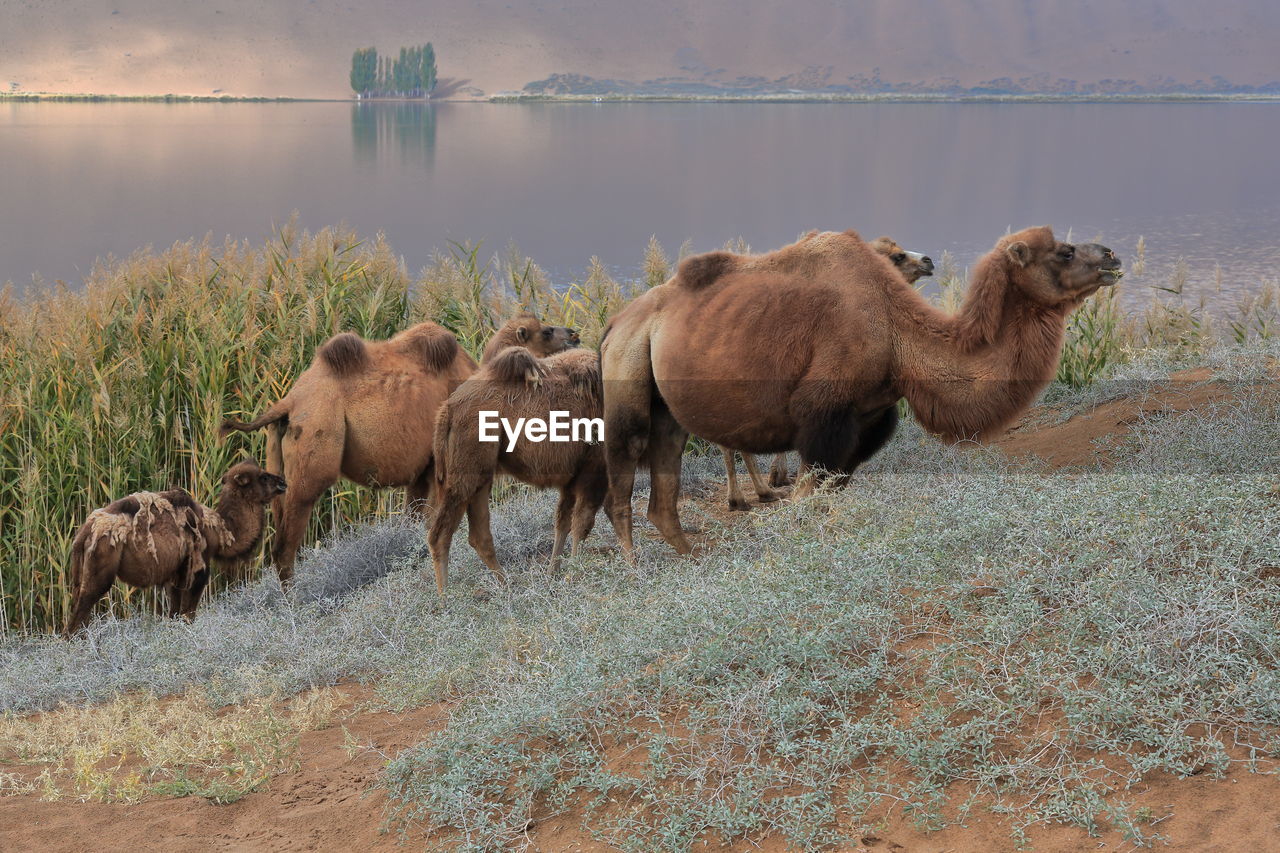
[351,102,437,168]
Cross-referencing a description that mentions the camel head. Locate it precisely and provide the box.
[513,315,580,358]
[999,226,1122,307]
[222,460,288,504]
[870,236,934,284]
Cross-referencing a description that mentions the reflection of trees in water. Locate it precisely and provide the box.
[351,103,437,167]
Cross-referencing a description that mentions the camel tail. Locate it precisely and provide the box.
[432,404,452,485]
[63,532,88,635]
[219,399,290,441]
[319,332,370,376]
[675,251,736,290]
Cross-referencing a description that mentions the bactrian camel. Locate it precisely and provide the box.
[64,460,286,636]
[601,226,1121,557]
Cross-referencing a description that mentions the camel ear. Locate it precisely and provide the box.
[516,325,529,342]
[234,472,251,487]
[1005,241,1032,268]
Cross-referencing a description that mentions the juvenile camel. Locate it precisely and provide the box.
[601,226,1121,557]
[723,235,935,509]
[428,346,616,595]
[480,313,580,363]
[64,461,286,636]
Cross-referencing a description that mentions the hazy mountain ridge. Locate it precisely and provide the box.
[2,0,1277,98]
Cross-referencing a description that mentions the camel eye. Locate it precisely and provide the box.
[1059,247,1075,261]
[891,253,906,264]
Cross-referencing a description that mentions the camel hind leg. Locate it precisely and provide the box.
[465,479,505,586]
[603,382,652,561]
[550,488,577,571]
[742,453,781,504]
[568,463,609,558]
[645,401,692,555]
[721,447,750,511]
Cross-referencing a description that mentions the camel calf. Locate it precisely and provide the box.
[427,346,616,595]
[64,461,286,636]
[481,313,580,363]
[723,235,935,508]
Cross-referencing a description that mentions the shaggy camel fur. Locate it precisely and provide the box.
[64,461,286,636]
[724,235,936,508]
[428,346,617,595]
[220,322,476,581]
[602,226,1121,556]
[480,313,580,364]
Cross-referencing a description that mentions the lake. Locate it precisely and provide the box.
[3,100,1278,312]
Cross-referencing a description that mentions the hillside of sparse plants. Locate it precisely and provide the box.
[3,226,1280,849]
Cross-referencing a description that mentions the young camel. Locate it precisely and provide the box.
[220,315,577,582]
[427,346,617,596]
[480,313,580,364]
[601,226,1121,557]
[64,461,286,636]
[722,235,935,509]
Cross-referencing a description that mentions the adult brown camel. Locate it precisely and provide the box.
[601,226,1121,557]
[64,460,286,636]
[723,235,935,509]
[220,322,477,581]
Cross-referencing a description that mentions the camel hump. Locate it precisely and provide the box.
[319,332,369,376]
[676,251,737,290]
[395,323,461,372]
[552,349,603,401]
[486,346,546,384]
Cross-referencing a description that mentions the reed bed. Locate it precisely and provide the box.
[1,226,1274,633]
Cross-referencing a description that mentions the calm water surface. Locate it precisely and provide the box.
[3,101,1278,311]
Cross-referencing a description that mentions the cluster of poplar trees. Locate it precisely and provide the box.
[350,44,437,98]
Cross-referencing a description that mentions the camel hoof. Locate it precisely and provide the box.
[756,490,782,504]
[728,498,751,512]
[768,474,793,488]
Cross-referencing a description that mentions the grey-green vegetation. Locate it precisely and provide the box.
[4,223,1280,847]
[4,348,1280,847]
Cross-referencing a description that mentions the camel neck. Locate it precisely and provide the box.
[891,260,1070,442]
[211,494,265,560]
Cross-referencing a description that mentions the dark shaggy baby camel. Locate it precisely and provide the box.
[63,461,286,636]
[722,234,935,509]
[428,346,617,595]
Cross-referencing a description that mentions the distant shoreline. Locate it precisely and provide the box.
[5,91,1280,105]
[491,91,1280,104]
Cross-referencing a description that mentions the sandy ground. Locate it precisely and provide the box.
[3,369,1278,851]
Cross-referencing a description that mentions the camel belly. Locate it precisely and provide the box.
[656,378,797,452]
